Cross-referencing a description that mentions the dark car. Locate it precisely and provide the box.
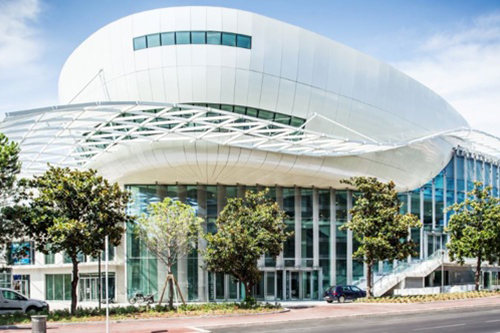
[323,285,366,303]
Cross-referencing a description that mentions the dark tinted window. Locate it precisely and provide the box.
[237,34,251,49]
[222,32,236,46]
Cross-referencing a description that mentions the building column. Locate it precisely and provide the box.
[347,191,353,284]
[420,188,424,259]
[295,187,302,268]
[197,185,207,301]
[330,189,336,286]
[431,179,436,231]
[177,185,188,298]
[313,188,319,268]
[276,187,284,268]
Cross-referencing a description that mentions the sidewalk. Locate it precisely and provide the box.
[2,296,500,333]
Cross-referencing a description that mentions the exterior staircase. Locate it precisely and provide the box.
[354,250,447,297]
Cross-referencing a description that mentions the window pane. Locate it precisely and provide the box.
[161,32,175,45]
[207,31,221,45]
[236,34,251,49]
[291,117,305,127]
[146,34,160,48]
[274,114,291,125]
[191,31,206,44]
[258,110,274,120]
[222,32,236,46]
[133,36,147,50]
[234,106,246,115]
[246,108,258,118]
[175,31,190,44]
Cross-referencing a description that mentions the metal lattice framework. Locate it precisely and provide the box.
[1,101,498,176]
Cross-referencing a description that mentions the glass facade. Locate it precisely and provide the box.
[123,148,500,301]
[133,31,252,50]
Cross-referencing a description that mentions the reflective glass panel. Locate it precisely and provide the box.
[191,31,206,44]
[133,36,147,50]
[207,31,221,44]
[175,31,190,44]
[236,34,251,48]
[222,32,236,46]
[146,34,160,48]
[161,32,175,45]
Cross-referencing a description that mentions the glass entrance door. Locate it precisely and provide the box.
[290,272,299,300]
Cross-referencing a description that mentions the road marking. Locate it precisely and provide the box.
[414,323,466,331]
[188,327,211,333]
[486,319,500,323]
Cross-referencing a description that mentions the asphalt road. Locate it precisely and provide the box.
[209,305,500,333]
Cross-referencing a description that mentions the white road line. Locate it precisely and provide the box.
[486,319,500,323]
[413,323,466,331]
[188,327,212,333]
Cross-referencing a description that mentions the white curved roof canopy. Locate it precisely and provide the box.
[2,101,498,179]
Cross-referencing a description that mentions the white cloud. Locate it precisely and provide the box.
[0,0,57,118]
[0,0,41,68]
[393,13,500,137]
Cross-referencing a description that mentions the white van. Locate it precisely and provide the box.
[0,288,49,314]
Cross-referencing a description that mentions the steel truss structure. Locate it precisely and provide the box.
[1,101,498,176]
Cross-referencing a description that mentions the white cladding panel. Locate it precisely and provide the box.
[56,6,470,189]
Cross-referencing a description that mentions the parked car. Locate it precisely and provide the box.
[0,288,49,314]
[323,285,366,303]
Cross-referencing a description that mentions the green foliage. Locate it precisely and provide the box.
[135,197,203,306]
[446,182,500,290]
[356,290,500,303]
[15,166,133,313]
[0,133,21,262]
[341,177,421,297]
[0,303,283,325]
[203,190,292,299]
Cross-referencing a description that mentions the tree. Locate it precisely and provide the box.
[446,182,500,291]
[17,167,132,314]
[0,133,22,266]
[341,177,421,298]
[203,190,291,300]
[135,197,203,308]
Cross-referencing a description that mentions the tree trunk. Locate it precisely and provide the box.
[366,262,373,299]
[244,282,251,301]
[71,257,79,315]
[475,255,482,291]
[168,271,174,309]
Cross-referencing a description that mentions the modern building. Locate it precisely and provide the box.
[2,6,500,303]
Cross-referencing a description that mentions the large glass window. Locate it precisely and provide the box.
[283,188,295,267]
[301,189,313,267]
[46,274,71,301]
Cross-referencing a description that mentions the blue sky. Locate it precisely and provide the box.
[2,0,500,134]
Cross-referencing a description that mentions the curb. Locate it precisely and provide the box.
[0,308,289,329]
